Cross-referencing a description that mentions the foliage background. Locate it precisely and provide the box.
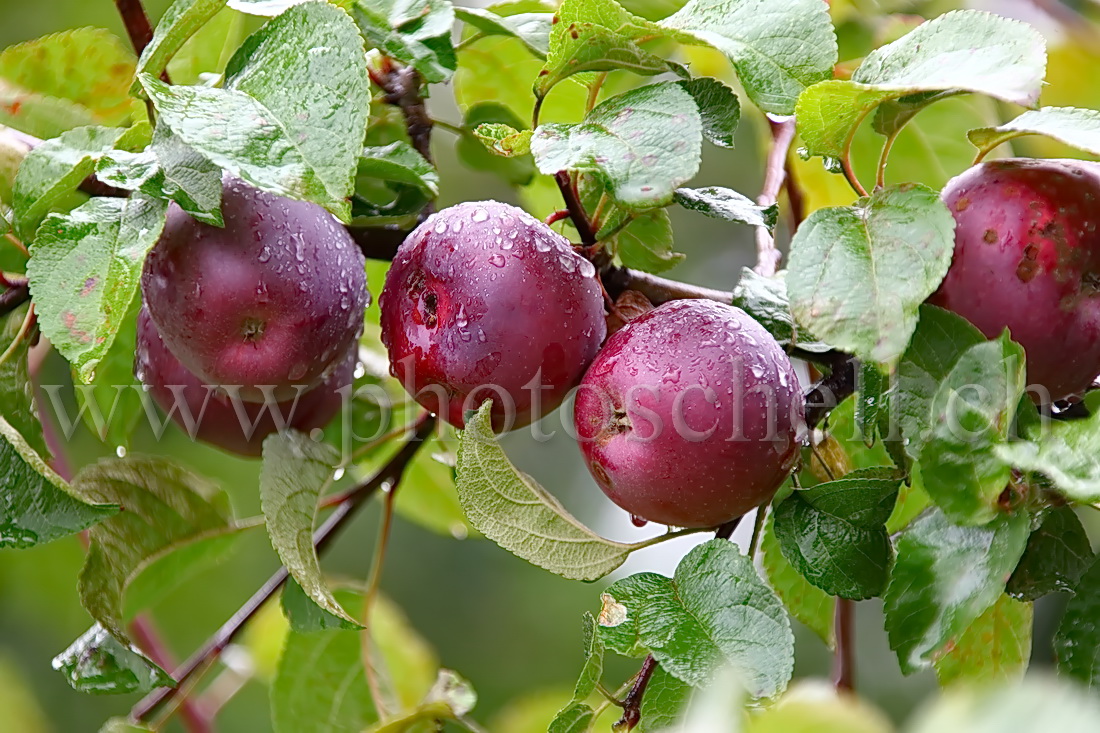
[0,0,1098,730]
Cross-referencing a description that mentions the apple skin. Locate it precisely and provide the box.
[573,299,804,528]
[931,159,1100,401]
[379,200,606,429]
[141,177,368,402]
[135,307,354,457]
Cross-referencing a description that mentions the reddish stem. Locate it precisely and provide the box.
[131,418,436,724]
[553,171,597,246]
[615,655,658,730]
[129,615,212,733]
[545,209,571,226]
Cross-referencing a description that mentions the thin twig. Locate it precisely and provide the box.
[554,170,597,246]
[131,418,436,724]
[602,266,732,305]
[129,615,212,733]
[833,598,855,692]
[615,655,658,731]
[754,118,796,277]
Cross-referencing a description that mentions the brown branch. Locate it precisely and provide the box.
[833,598,855,693]
[754,118,796,278]
[615,655,658,731]
[131,417,436,724]
[602,266,732,305]
[113,0,170,83]
[554,171,597,246]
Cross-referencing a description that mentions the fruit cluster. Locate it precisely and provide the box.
[136,178,368,456]
[139,156,1100,523]
[380,201,805,528]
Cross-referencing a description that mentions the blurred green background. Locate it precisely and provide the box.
[2,0,1100,731]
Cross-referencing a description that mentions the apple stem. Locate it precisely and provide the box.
[130,417,437,725]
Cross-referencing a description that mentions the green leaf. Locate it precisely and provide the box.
[141,1,371,219]
[0,415,117,548]
[358,142,439,198]
[458,102,537,186]
[969,106,1100,160]
[229,0,313,15]
[70,295,144,447]
[1055,556,1100,688]
[896,305,986,459]
[0,304,49,458]
[281,577,358,633]
[1007,506,1094,602]
[919,335,1026,526]
[260,431,361,628]
[536,22,680,101]
[638,665,693,732]
[454,7,552,58]
[660,0,837,115]
[123,523,253,620]
[96,123,223,225]
[571,613,604,703]
[548,702,595,733]
[272,589,438,733]
[679,77,739,149]
[454,2,587,142]
[731,268,830,353]
[773,467,901,600]
[532,82,702,210]
[797,11,1045,160]
[73,456,231,640]
[0,29,137,138]
[997,409,1100,504]
[27,194,168,383]
[613,208,683,274]
[856,361,885,445]
[883,509,1029,674]
[351,0,456,84]
[933,594,1031,687]
[455,401,636,581]
[908,678,1100,733]
[136,0,228,87]
[761,513,835,649]
[12,123,148,241]
[473,123,533,158]
[674,186,776,229]
[787,184,956,365]
[599,539,794,699]
[52,624,172,695]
